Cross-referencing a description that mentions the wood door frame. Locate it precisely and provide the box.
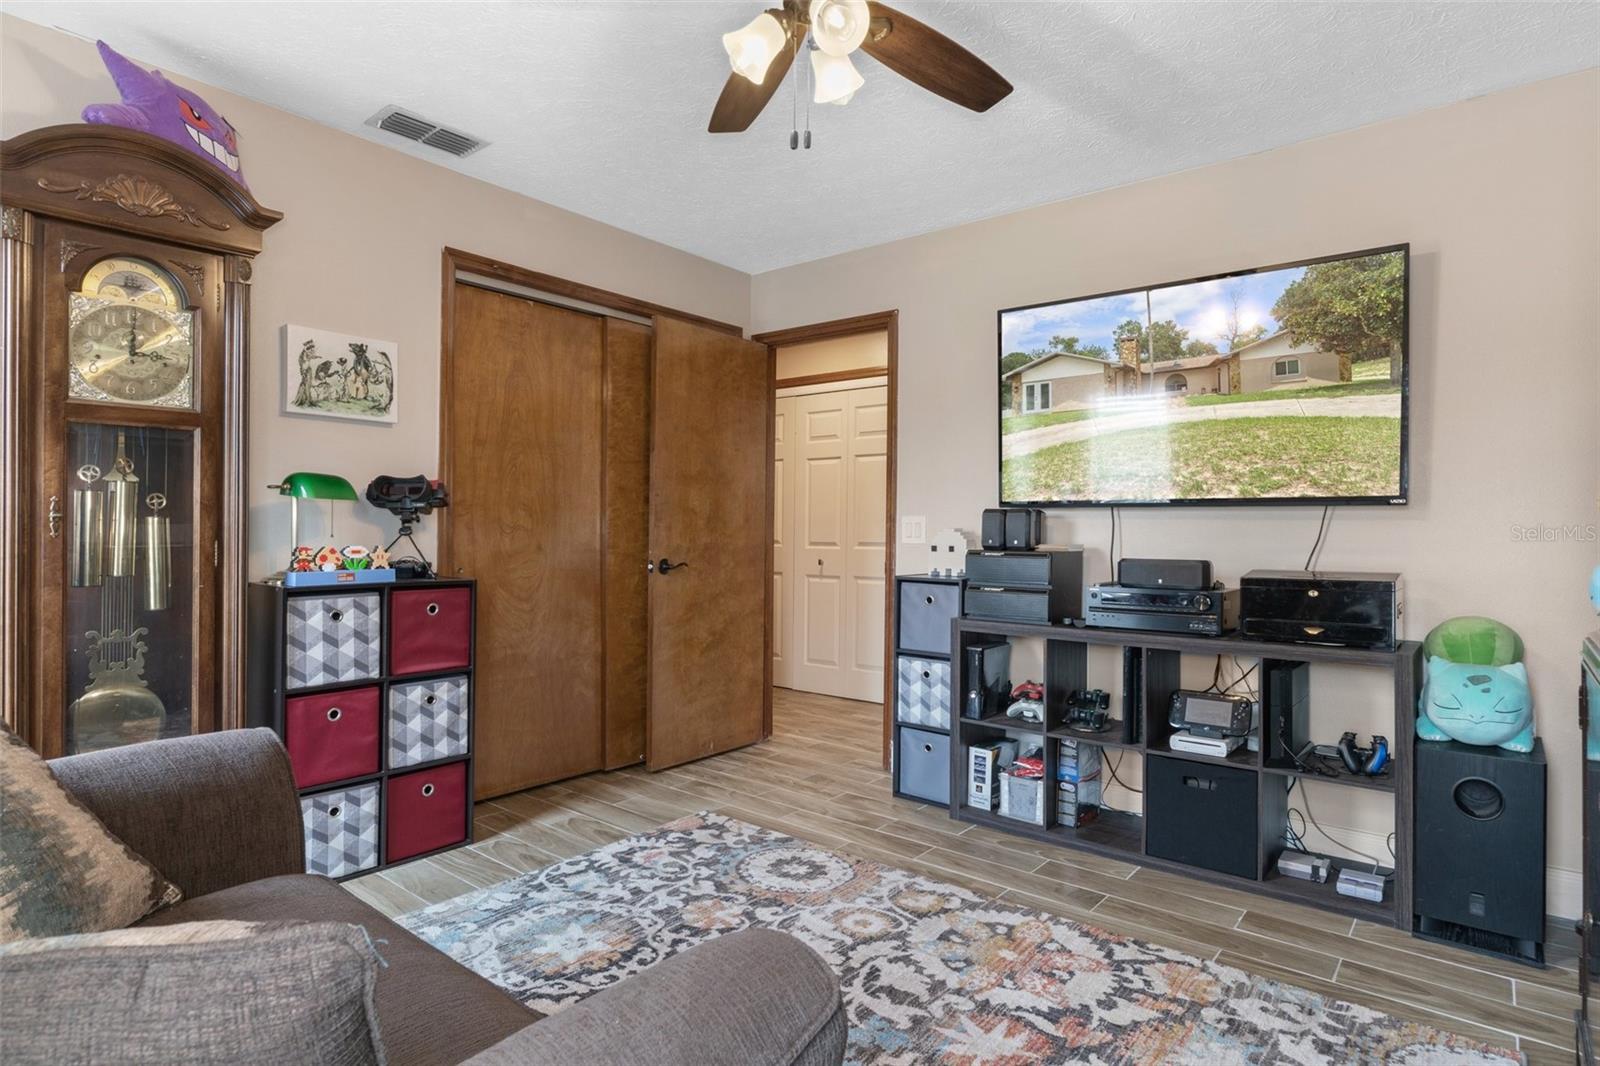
[754,310,899,769]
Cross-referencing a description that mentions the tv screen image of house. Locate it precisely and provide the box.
[997,244,1409,507]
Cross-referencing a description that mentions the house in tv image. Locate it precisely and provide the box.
[1003,332,1349,414]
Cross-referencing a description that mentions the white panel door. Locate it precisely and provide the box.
[790,386,887,701]
[772,397,796,689]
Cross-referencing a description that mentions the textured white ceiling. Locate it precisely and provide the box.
[7,1,1596,272]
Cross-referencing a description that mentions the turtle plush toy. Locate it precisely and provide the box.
[1416,616,1534,753]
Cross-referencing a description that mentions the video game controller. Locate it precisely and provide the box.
[1336,731,1390,776]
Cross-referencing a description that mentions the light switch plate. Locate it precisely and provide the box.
[901,515,926,544]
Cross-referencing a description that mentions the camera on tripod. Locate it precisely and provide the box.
[365,475,448,579]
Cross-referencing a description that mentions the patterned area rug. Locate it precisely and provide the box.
[398,813,1518,1065]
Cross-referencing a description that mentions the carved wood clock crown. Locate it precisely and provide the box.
[1,124,282,755]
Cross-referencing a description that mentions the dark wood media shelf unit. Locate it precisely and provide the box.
[947,616,1421,927]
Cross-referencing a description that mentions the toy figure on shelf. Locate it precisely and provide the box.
[371,546,391,570]
[288,546,316,573]
[1417,616,1534,752]
[341,545,372,571]
[314,546,344,572]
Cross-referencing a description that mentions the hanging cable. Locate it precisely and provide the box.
[1303,505,1332,571]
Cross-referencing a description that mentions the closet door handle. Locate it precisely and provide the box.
[656,557,687,575]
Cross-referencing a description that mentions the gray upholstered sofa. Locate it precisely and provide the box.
[49,729,847,1066]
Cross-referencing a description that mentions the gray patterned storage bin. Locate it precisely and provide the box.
[388,675,470,768]
[301,783,380,878]
[286,593,382,690]
[896,655,951,729]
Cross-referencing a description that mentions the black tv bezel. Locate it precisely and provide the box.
[996,242,1411,509]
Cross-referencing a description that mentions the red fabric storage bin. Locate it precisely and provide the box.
[284,686,381,788]
[390,586,472,676]
[385,761,468,862]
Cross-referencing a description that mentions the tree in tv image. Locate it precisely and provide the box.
[998,247,1406,504]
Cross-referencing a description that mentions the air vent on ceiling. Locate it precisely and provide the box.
[364,106,488,158]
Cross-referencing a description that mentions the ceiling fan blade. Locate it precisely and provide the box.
[861,1,1013,113]
[708,29,802,133]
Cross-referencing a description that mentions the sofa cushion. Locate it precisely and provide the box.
[0,920,384,1066]
[141,875,536,1066]
[461,928,846,1066]
[0,723,180,942]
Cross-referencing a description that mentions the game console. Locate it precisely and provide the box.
[1276,852,1332,884]
[1336,867,1390,903]
[1168,732,1244,758]
[967,739,1018,810]
[1169,690,1254,739]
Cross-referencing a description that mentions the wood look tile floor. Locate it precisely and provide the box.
[348,689,1585,1063]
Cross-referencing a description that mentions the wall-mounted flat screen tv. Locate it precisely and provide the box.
[998,244,1409,507]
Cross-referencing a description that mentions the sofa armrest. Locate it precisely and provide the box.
[462,929,846,1066]
[48,729,305,899]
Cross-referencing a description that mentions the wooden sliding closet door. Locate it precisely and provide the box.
[646,317,772,769]
[601,319,651,769]
[448,283,605,798]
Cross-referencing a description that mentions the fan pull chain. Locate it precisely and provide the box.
[789,22,799,150]
[804,43,813,149]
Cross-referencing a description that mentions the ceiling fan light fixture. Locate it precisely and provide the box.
[723,11,788,84]
[808,0,870,56]
[811,50,864,105]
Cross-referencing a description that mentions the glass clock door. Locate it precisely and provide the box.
[64,424,197,753]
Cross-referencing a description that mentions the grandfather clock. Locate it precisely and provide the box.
[1,125,281,756]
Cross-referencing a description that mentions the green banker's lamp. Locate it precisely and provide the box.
[269,471,358,549]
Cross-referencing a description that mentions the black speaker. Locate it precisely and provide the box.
[1117,558,1212,590]
[1146,756,1266,879]
[1260,660,1309,769]
[1005,508,1044,550]
[1414,739,1546,963]
[981,509,1008,550]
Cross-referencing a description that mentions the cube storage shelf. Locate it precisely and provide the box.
[248,578,476,880]
[940,615,1421,928]
[891,575,964,805]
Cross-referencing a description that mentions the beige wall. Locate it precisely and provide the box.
[1,15,749,577]
[753,71,1600,912]
[774,332,887,381]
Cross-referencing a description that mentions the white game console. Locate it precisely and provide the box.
[1167,732,1243,758]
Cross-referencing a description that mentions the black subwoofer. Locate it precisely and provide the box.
[1414,739,1546,963]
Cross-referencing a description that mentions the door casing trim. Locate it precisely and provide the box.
[754,311,899,769]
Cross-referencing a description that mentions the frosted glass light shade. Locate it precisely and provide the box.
[808,0,870,56]
[723,12,788,84]
[811,50,864,105]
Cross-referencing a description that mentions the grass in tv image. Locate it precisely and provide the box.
[999,248,1406,503]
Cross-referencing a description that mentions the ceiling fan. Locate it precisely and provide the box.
[710,0,1012,137]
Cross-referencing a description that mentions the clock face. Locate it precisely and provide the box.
[68,258,194,408]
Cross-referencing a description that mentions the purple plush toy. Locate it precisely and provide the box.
[82,41,246,188]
